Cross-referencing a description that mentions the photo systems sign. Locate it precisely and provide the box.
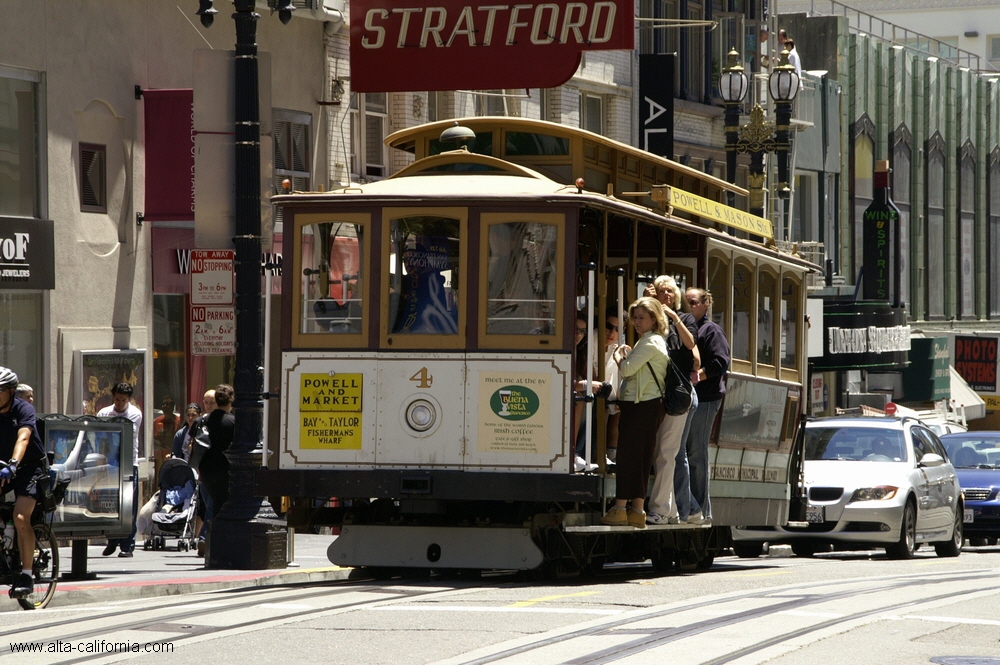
[350,0,634,91]
[954,335,997,392]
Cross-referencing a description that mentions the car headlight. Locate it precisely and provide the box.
[850,486,899,502]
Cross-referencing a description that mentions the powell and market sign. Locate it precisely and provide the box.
[810,302,910,371]
[0,217,55,290]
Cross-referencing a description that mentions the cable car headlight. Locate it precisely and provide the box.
[406,400,436,432]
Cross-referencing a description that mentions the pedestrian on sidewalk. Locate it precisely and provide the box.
[196,384,235,556]
[99,382,142,558]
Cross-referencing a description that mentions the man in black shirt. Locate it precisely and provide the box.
[0,367,47,598]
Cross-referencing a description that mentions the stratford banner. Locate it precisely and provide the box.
[350,0,634,91]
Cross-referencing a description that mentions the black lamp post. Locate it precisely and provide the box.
[720,47,800,223]
[196,0,291,569]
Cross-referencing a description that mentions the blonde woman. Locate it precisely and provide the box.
[644,275,700,524]
[601,297,670,528]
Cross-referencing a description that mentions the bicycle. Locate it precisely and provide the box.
[1,461,63,610]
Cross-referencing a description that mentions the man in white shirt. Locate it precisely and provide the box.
[783,35,804,88]
[97,382,143,557]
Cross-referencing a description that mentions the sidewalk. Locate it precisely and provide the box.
[3,532,351,613]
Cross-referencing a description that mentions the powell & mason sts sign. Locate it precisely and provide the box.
[351,0,634,91]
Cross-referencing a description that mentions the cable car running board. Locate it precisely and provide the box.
[328,525,544,571]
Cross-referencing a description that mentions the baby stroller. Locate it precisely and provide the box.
[143,457,199,552]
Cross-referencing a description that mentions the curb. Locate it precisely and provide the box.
[4,567,354,613]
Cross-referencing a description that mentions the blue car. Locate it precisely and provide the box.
[940,431,1000,546]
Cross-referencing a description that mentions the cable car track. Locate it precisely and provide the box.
[447,568,1000,665]
[7,567,998,664]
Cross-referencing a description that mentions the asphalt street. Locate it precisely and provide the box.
[1,532,349,613]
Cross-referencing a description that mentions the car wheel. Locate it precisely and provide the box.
[969,537,988,547]
[733,541,763,558]
[934,506,963,558]
[886,500,916,560]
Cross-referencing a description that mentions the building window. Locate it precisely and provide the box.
[274,110,311,193]
[925,134,946,319]
[958,145,976,319]
[0,70,40,218]
[0,293,43,400]
[683,2,706,101]
[350,93,387,180]
[852,117,876,281]
[892,127,912,315]
[426,91,440,123]
[79,143,106,213]
[989,152,1000,318]
[580,93,604,134]
[990,35,1000,65]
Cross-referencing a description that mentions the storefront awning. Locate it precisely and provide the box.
[950,366,986,421]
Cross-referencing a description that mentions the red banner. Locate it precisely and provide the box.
[143,89,194,221]
[350,0,634,92]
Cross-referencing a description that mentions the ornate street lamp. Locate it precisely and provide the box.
[196,0,288,570]
[721,47,799,223]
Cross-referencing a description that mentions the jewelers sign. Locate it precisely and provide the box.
[350,0,634,91]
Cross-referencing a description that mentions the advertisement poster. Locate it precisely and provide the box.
[298,373,363,450]
[954,335,997,392]
[76,350,146,418]
[478,372,551,454]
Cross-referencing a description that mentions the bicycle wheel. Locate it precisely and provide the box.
[18,522,58,610]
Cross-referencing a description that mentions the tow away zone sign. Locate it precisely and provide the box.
[190,305,236,356]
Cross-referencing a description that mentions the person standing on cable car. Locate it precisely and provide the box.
[645,275,700,525]
[681,288,730,525]
[601,297,670,528]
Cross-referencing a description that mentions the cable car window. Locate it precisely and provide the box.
[429,132,493,156]
[707,251,730,331]
[300,221,363,334]
[504,132,570,156]
[781,275,800,370]
[732,261,753,362]
[388,216,461,335]
[757,269,777,366]
[486,221,558,335]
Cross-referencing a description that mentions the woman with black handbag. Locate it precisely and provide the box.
[644,276,701,525]
[600,297,670,528]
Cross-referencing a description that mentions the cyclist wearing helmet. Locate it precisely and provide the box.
[0,366,47,598]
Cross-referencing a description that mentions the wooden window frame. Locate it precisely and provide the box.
[380,207,468,350]
[478,212,566,350]
[290,212,372,349]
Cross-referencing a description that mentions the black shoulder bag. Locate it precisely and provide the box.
[646,359,693,417]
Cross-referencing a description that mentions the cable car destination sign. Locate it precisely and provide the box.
[351,0,634,91]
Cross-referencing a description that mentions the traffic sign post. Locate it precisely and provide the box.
[190,249,236,356]
[190,249,235,305]
[190,304,236,355]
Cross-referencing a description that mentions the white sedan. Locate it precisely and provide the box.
[732,416,964,559]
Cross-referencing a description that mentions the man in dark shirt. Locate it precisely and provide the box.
[0,367,47,598]
[196,384,235,555]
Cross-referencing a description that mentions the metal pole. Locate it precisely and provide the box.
[724,101,740,209]
[206,0,284,570]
